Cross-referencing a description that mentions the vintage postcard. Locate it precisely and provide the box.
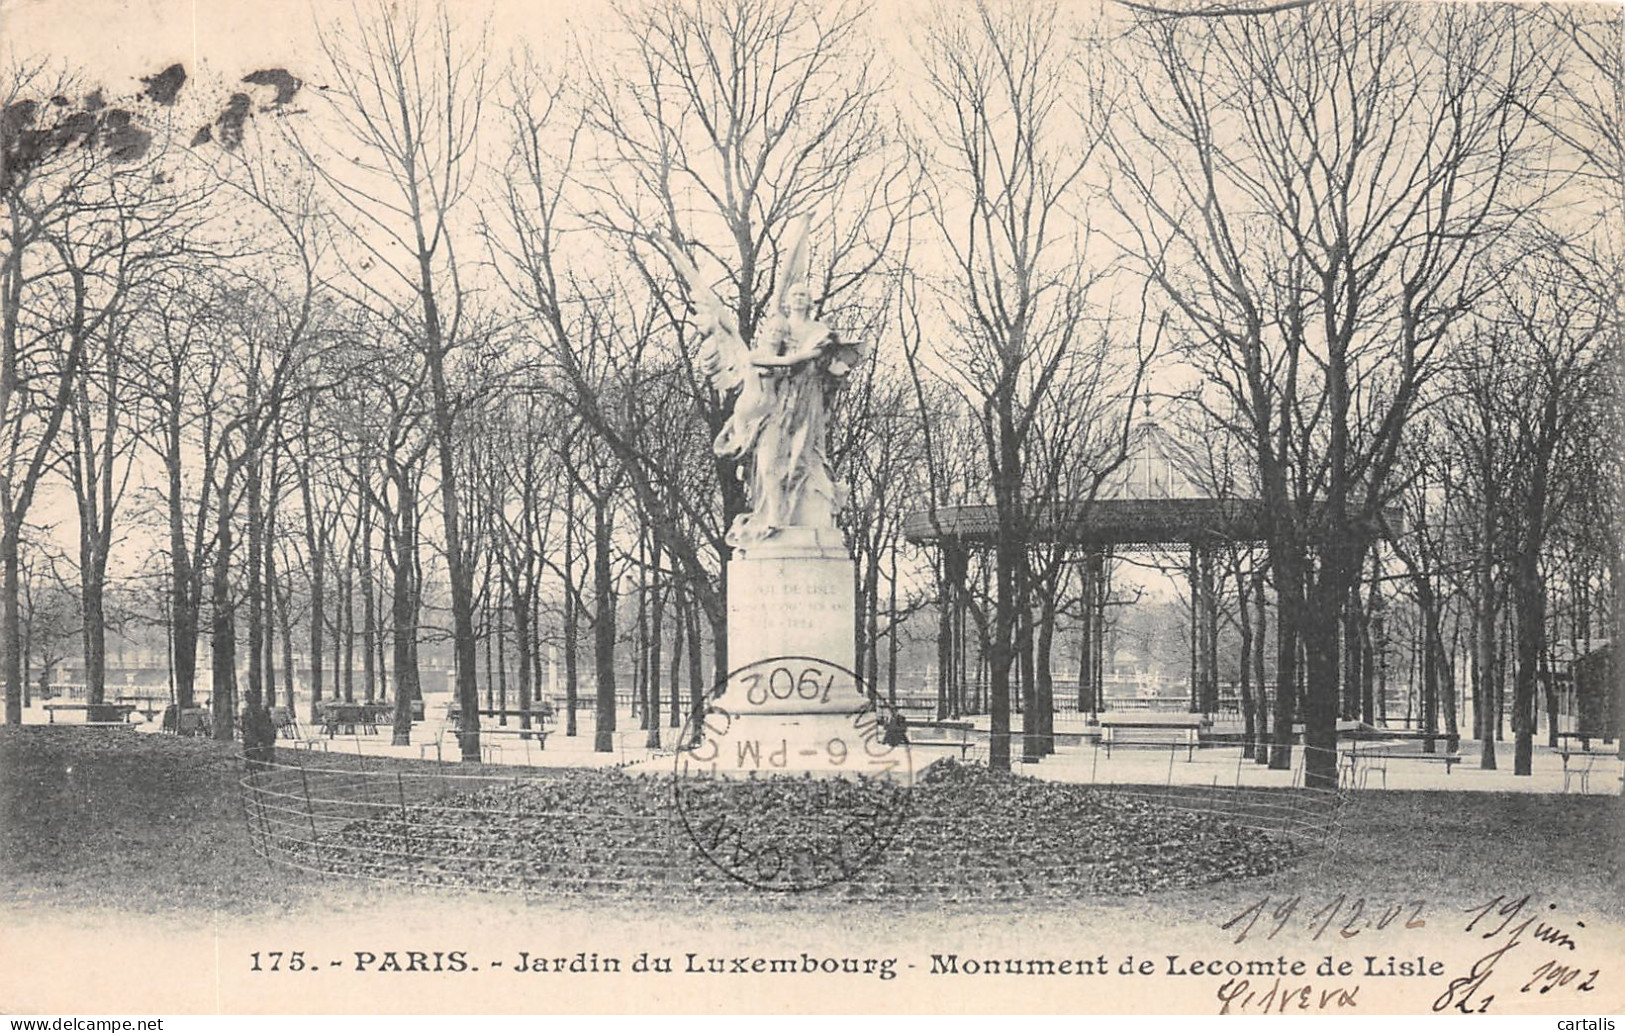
[1,0,1620,1018]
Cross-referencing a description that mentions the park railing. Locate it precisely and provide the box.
[241,739,1345,901]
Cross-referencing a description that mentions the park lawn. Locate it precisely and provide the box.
[1,725,1620,922]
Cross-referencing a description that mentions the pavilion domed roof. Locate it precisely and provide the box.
[1100,409,1207,500]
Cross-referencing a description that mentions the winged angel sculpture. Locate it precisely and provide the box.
[657,217,866,548]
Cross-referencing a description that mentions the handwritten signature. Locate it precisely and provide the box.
[1431,894,1600,1014]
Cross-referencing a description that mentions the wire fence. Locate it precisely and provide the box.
[242,743,1347,901]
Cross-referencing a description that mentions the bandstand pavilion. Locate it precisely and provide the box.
[902,409,1279,721]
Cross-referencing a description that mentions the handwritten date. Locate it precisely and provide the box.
[1222,894,1426,945]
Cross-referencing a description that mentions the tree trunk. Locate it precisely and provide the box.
[1359,579,1377,725]
[1199,548,1219,714]
[211,512,236,741]
[2,526,21,725]
[1511,552,1542,776]
[1476,520,1498,768]
[988,397,1020,772]
[1543,639,1559,749]
[484,603,495,712]
[512,573,533,737]
[341,551,355,704]
[1076,563,1093,719]
[1237,563,1256,759]
[300,489,325,725]
[646,538,663,749]
[1035,593,1056,757]
[1268,558,1300,770]
[686,591,704,728]
[165,386,199,710]
[389,481,420,746]
[564,483,579,737]
[1342,582,1363,722]
[635,535,648,730]
[1300,580,1341,788]
[266,482,290,712]
[264,536,277,711]
[937,550,953,721]
[360,504,376,704]
[565,577,580,736]
[1253,569,1269,764]
[278,574,295,713]
[1188,554,1201,714]
[245,454,264,714]
[1612,551,1624,758]
[669,586,683,729]
[593,499,616,753]
[864,540,882,699]
[1019,579,1039,764]
[81,565,106,706]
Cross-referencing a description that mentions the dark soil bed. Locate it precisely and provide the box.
[307,760,1303,900]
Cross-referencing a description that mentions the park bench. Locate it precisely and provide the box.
[41,702,80,723]
[320,704,376,737]
[43,702,137,725]
[1290,719,1384,742]
[161,706,214,736]
[889,695,940,715]
[356,699,427,722]
[447,705,550,734]
[483,724,551,762]
[907,720,976,760]
[1377,747,1462,776]
[331,699,426,723]
[316,701,398,736]
[1098,712,1203,761]
[114,695,166,722]
[418,723,548,764]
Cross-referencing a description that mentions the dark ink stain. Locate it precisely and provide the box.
[215,93,252,150]
[140,63,187,106]
[242,68,302,106]
[100,108,151,162]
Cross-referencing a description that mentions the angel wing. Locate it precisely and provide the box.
[654,233,745,392]
[654,233,725,317]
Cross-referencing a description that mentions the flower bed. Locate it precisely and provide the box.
[263,760,1307,900]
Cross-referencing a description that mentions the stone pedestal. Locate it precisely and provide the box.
[669,526,907,778]
[725,527,856,712]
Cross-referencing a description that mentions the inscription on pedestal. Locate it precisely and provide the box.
[728,554,855,687]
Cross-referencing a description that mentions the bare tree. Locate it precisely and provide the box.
[298,1,490,760]
[1111,1,1548,785]
[909,0,1147,770]
[1,63,210,722]
[61,282,146,706]
[1442,246,1606,774]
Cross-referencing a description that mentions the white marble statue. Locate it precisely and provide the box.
[657,216,864,548]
